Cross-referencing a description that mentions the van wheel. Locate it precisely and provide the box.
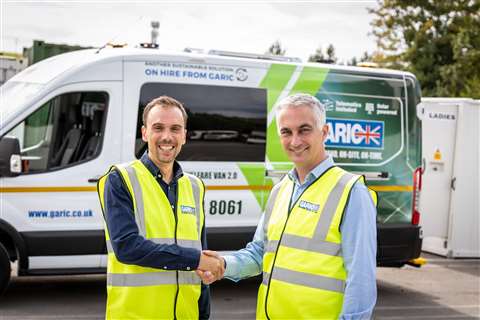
[0,243,11,296]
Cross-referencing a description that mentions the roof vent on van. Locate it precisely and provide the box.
[208,50,301,63]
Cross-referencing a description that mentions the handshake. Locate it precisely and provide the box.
[195,250,225,285]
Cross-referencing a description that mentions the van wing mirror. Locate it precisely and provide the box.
[0,136,22,177]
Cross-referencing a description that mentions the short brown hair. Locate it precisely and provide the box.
[142,96,188,127]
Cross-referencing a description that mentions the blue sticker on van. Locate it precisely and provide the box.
[326,118,384,149]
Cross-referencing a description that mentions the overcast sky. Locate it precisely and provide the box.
[2,1,379,63]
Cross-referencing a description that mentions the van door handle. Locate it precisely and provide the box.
[265,170,289,178]
[451,177,456,191]
[88,176,101,183]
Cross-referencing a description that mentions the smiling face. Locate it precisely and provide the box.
[277,104,329,174]
[141,105,186,168]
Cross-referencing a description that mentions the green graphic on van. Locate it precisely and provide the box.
[259,64,296,113]
[289,66,328,96]
[262,65,330,163]
[238,163,268,210]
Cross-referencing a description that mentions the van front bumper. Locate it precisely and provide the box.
[206,226,257,251]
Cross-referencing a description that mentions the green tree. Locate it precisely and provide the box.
[308,44,337,63]
[266,40,286,56]
[369,0,480,98]
[359,51,373,63]
[308,46,325,62]
[326,44,337,63]
[347,56,358,66]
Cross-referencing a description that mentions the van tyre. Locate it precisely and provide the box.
[0,243,11,296]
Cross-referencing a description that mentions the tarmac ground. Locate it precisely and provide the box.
[0,253,478,319]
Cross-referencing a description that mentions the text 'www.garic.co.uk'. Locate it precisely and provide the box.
[28,209,93,218]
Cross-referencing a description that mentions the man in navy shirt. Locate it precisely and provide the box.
[101,96,223,319]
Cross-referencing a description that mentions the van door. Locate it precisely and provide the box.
[1,81,122,271]
[420,100,480,258]
[448,101,480,257]
[419,102,458,256]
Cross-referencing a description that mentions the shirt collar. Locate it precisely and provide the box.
[140,151,183,182]
[287,155,335,186]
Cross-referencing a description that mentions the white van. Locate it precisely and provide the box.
[0,47,423,294]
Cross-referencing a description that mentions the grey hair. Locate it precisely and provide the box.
[275,93,326,130]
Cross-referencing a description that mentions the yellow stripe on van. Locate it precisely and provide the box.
[0,185,413,193]
[206,185,272,191]
[207,185,413,192]
[207,185,409,192]
[369,185,413,192]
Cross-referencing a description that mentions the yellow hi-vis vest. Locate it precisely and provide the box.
[256,166,377,320]
[97,160,205,320]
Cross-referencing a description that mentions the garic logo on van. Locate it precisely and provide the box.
[235,68,248,81]
[326,118,384,149]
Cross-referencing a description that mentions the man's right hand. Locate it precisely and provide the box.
[196,250,225,284]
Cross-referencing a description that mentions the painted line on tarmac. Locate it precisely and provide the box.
[376,305,479,310]
[423,258,480,263]
[376,315,479,319]
[420,264,480,269]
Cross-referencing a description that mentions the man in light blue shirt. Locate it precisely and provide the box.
[198,93,377,319]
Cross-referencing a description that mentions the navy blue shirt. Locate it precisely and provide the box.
[104,152,210,319]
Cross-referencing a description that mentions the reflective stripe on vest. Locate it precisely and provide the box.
[107,271,201,287]
[262,267,345,293]
[265,236,342,256]
[124,165,146,236]
[188,172,203,240]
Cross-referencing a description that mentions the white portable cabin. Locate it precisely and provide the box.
[418,98,480,258]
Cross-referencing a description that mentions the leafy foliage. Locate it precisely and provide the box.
[369,0,480,98]
[308,44,337,63]
[266,40,286,56]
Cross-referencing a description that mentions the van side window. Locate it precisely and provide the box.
[5,91,108,174]
[136,83,267,162]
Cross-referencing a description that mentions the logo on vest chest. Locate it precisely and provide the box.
[180,205,196,215]
[298,200,320,213]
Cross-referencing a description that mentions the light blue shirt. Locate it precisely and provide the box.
[223,156,377,320]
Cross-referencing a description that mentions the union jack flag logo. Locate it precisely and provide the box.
[354,124,382,146]
[325,118,384,149]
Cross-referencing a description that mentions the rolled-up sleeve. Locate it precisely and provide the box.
[223,214,265,282]
[339,182,377,320]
